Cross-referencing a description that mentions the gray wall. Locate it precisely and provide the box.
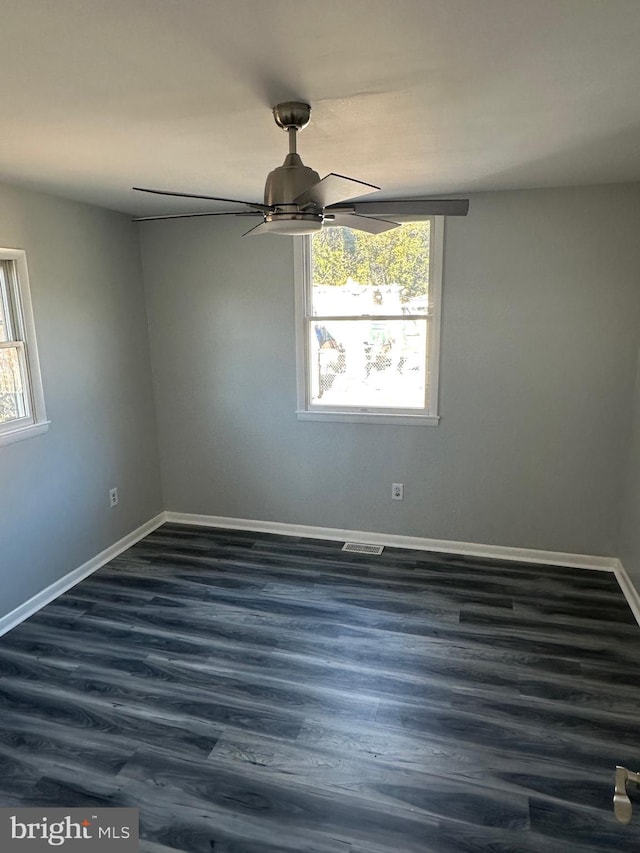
[140,183,640,557]
[620,346,640,586]
[0,181,163,617]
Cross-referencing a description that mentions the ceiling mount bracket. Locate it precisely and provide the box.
[272,102,311,132]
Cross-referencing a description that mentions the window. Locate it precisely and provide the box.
[0,248,48,446]
[295,218,443,424]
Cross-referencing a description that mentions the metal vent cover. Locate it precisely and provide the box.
[342,542,384,555]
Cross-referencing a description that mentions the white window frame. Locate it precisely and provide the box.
[294,217,444,425]
[0,248,49,447]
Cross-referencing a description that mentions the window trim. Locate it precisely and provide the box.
[0,247,49,447]
[294,217,444,426]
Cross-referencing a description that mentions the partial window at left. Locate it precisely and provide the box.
[0,248,49,446]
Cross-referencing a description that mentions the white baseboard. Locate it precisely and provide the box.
[164,511,618,571]
[0,513,166,638]
[166,512,640,625]
[613,561,640,627]
[4,510,639,638]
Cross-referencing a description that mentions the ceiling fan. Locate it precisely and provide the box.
[133,102,469,236]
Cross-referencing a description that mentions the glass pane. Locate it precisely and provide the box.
[311,222,431,317]
[0,266,10,342]
[0,346,28,423]
[309,318,428,409]
[0,302,8,342]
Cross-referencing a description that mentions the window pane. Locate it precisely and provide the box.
[0,345,28,423]
[309,317,428,409]
[0,301,8,342]
[0,266,10,342]
[311,222,431,317]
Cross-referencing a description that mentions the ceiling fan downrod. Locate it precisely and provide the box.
[288,127,297,155]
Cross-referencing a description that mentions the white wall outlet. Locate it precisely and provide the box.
[392,483,404,501]
[109,487,119,507]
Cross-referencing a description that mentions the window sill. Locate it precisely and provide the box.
[0,420,50,447]
[296,410,440,426]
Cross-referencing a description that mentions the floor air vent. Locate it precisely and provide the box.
[342,542,384,555]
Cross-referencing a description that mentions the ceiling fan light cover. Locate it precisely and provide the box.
[262,212,323,235]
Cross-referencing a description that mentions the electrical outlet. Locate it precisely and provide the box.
[109,487,119,507]
[392,483,404,501]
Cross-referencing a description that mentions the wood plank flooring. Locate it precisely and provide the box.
[1,523,640,851]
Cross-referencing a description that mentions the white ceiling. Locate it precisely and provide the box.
[2,0,640,217]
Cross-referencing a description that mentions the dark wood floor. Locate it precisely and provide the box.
[1,523,640,851]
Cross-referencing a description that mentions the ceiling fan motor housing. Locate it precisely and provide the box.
[263,149,324,232]
[263,153,321,208]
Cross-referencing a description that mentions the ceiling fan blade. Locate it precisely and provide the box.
[132,186,271,212]
[242,221,272,237]
[329,199,470,217]
[133,211,261,222]
[327,213,400,234]
[293,173,379,210]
